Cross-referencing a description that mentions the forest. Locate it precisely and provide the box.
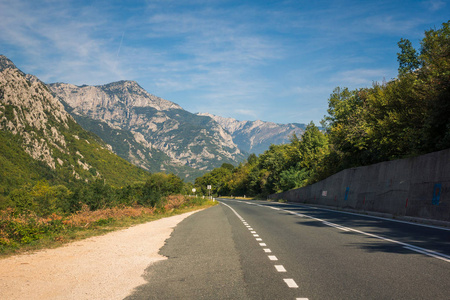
[195,21,450,198]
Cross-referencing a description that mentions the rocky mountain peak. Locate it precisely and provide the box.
[198,112,306,154]
[49,80,182,113]
[0,64,73,170]
[50,81,245,174]
[0,55,24,75]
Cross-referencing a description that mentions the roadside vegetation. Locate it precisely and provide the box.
[195,21,450,198]
[0,173,216,256]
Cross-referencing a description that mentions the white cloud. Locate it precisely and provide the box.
[1,0,448,125]
[425,0,446,11]
[330,68,392,87]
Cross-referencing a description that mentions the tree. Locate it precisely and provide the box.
[417,21,450,151]
[397,38,420,76]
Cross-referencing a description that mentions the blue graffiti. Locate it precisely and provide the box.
[432,183,441,205]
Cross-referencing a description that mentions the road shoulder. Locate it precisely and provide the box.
[0,210,199,300]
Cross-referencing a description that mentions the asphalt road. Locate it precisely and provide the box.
[126,199,450,300]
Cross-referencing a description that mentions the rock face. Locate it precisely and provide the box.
[49,81,246,176]
[0,55,149,186]
[0,56,71,170]
[198,113,306,154]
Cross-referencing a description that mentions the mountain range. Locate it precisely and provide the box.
[197,113,306,154]
[0,55,149,193]
[1,55,307,182]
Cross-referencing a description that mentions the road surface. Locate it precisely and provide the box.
[126,199,450,299]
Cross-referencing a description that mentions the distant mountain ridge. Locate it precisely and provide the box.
[197,113,306,154]
[49,80,246,179]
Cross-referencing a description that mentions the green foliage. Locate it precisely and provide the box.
[139,173,183,207]
[195,21,450,198]
[195,165,233,196]
[195,122,327,197]
[0,209,66,247]
[322,21,450,172]
[397,38,420,75]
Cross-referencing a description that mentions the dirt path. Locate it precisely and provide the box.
[0,210,199,300]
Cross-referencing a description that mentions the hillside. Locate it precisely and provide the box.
[198,113,306,154]
[0,55,150,193]
[49,81,246,179]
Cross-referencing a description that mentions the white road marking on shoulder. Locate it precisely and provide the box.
[322,221,350,232]
[259,204,450,263]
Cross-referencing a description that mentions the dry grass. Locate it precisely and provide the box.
[63,204,155,228]
[1,195,217,256]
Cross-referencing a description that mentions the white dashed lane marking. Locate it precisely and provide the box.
[284,279,299,288]
[275,265,287,272]
[221,201,306,299]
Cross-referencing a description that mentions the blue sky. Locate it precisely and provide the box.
[0,0,448,125]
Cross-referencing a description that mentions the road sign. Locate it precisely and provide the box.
[207,185,212,190]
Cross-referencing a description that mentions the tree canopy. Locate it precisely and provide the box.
[194,21,450,198]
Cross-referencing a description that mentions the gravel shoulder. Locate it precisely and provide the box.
[0,210,199,300]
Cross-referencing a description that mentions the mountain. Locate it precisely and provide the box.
[49,81,246,179]
[197,113,306,154]
[0,55,150,192]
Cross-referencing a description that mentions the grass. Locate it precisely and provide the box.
[0,195,217,258]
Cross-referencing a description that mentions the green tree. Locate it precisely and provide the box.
[397,38,420,76]
[417,21,450,151]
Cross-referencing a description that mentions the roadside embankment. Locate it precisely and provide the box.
[0,210,199,300]
[269,148,450,223]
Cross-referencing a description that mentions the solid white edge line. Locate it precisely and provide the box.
[268,205,450,263]
[289,202,450,231]
[323,221,350,232]
[403,246,450,262]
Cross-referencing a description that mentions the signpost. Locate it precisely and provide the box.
[207,185,212,199]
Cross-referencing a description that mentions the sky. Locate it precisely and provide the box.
[0,0,448,125]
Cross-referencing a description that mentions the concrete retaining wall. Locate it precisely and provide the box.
[268,149,450,222]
